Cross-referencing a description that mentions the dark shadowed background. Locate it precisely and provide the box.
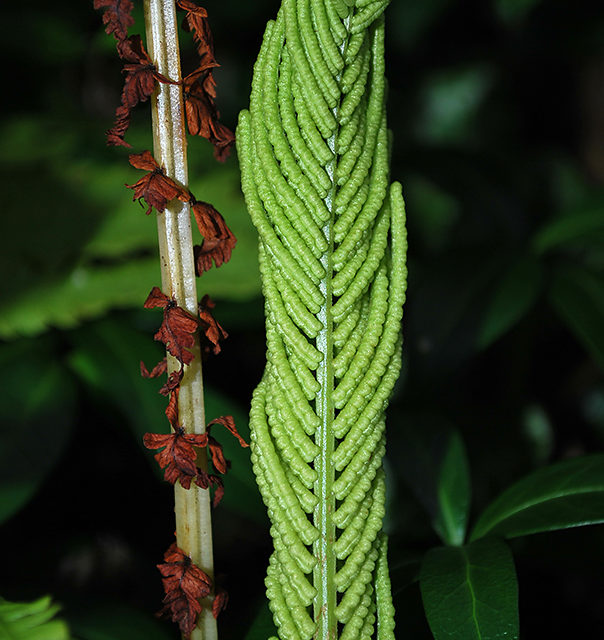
[1,0,604,637]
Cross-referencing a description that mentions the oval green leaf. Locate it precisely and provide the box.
[420,538,519,640]
[470,454,604,541]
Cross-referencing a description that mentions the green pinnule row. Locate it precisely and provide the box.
[238,0,406,637]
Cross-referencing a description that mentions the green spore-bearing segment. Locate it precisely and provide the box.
[238,0,406,637]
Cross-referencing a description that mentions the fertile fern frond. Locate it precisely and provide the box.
[237,1,406,638]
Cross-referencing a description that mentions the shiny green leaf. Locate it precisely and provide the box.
[420,538,519,640]
[397,417,471,546]
[471,454,604,541]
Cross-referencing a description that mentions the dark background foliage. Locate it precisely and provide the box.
[1,0,603,637]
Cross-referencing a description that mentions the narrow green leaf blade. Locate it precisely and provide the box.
[477,255,542,349]
[397,417,471,545]
[533,208,604,254]
[420,538,519,640]
[435,431,472,546]
[548,265,604,371]
[471,454,604,541]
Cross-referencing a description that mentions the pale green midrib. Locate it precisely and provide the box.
[312,10,353,639]
[463,549,483,640]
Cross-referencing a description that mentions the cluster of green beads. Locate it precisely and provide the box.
[238,0,406,638]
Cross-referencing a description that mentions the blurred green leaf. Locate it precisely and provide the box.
[0,259,158,340]
[68,318,264,522]
[0,118,260,341]
[243,601,278,640]
[477,255,543,349]
[494,0,543,24]
[549,265,604,371]
[470,454,604,541]
[420,538,519,640]
[0,596,70,640]
[533,209,604,254]
[389,0,453,48]
[396,416,471,546]
[67,603,173,640]
[0,339,76,524]
[412,250,504,373]
[416,65,493,145]
[405,175,460,253]
[521,404,554,465]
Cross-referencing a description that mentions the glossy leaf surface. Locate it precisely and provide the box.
[420,538,519,640]
[471,454,604,541]
[397,418,471,546]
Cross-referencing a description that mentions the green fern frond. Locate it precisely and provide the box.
[238,1,406,637]
[0,596,70,640]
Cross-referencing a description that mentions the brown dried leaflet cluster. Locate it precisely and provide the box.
[94,1,243,636]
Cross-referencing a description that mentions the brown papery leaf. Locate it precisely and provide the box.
[191,199,237,273]
[141,358,184,396]
[126,150,190,214]
[140,358,168,379]
[107,36,178,146]
[143,426,208,489]
[94,0,134,45]
[182,69,235,161]
[198,295,227,355]
[195,472,225,507]
[212,587,229,619]
[176,0,215,71]
[144,286,199,366]
[208,415,248,448]
[157,543,212,638]
[159,369,184,396]
[164,389,180,430]
[207,435,228,475]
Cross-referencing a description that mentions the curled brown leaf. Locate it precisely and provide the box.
[191,199,237,273]
[143,425,209,489]
[126,151,190,215]
[144,287,199,366]
[207,415,248,448]
[157,543,212,638]
[198,295,228,355]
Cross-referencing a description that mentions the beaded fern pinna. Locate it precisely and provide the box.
[238,0,407,637]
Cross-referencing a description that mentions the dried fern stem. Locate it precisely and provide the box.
[143,1,217,638]
[238,0,406,638]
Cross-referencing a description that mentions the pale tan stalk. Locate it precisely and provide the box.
[143,1,217,638]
